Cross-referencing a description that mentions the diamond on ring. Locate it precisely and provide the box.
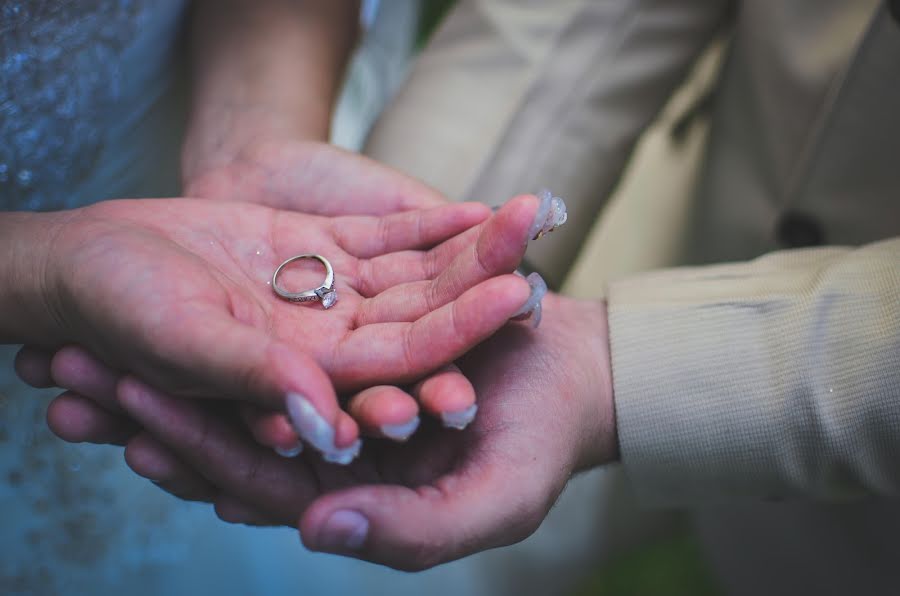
[316,286,338,309]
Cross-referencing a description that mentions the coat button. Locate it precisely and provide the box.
[775,211,825,248]
[891,0,900,24]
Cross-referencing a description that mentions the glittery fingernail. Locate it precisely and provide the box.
[380,416,420,442]
[318,510,369,553]
[322,440,362,465]
[528,189,568,240]
[441,404,478,430]
[511,272,547,328]
[285,393,362,465]
[274,442,303,458]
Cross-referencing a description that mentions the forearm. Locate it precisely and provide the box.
[183,0,360,185]
[0,211,71,345]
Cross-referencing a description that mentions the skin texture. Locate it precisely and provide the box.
[183,136,505,431]
[185,139,450,215]
[46,0,486,449]
[183,0,361,179]
[18,141,520,450]
[36,293,616,570]
[14,194,541,455]
[184,138,493,433]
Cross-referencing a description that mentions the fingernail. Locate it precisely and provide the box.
[525,301,543,328]
[441,404,478,430]
[322,439,362,465]
[285,393,361,465]
[528,189,568,240]
[318,510,369,553]
[380,416,420,442]
[274,441,303,458]
[511,272,547,328]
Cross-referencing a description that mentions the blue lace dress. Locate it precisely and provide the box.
[0,2,497,594]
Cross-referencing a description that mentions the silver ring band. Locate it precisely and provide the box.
[272,254,338,309]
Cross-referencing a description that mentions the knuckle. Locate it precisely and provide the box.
[415,211,426,245]
[448,300,464,340]
[505,490,555,544]
[238,452,264,486]
[423,281,440,314]
[473,241,493,277]
[402,327,419,373]
[354,260,374,297]
[422,246,440,279]
[214,501,237,524]
[227,343,271,401]
[472,233,497,279]
[404,541,445,571]
[185,412,213,456]
[377,217,393,252]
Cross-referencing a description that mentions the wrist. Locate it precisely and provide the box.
[567,297,618,471]
[181,107,326,192]
[183,0,359,191]
[181,118,319,197]
[0,210,78,344]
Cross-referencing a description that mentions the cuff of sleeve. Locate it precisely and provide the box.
[606,251,851,506]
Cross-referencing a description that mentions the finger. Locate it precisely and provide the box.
[355,194,540,299]
[346,386,420,442]
[331,202,490,259]
[124,432,218,502]
[50,345,123,413]
[223,142,447,215]
[412,364,478,429]
[117,378,317,522]
[214,494,283,527]
[148,309,361,463]
[14,346,55,388]
[46,391,138,445]
[336,274,532,388]
[241,392,421,451]
[239,404,304,457]
[299,454,562,570]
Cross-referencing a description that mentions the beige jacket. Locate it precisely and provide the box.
[368,0,900,506]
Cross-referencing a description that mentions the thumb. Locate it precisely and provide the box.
[298,456,565,570]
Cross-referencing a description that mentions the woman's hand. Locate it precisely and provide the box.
[67,292,616,569]
[16,195,544,461]
[18,138,495,445]
[185,139,449,215]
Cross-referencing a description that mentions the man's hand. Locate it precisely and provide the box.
[70,293,616,569]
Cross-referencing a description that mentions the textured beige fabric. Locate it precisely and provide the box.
[610,1,900,503]
[610,239,900,503]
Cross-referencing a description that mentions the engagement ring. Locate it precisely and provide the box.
[272,254,338,309]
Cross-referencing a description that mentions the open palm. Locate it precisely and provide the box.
[47,195,539,446]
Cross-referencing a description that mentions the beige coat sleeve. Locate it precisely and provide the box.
[608,238,900,505]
